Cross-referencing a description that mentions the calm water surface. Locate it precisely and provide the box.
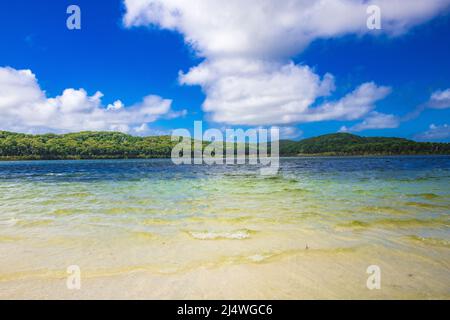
[0,157,449,298]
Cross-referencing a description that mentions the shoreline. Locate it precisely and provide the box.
[1,153,450,162]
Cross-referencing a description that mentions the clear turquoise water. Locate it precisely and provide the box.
[0,156,449,298]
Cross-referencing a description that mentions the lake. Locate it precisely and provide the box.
[0,156,449,299]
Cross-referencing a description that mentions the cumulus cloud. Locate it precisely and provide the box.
[179,58,389,125]
[415,124,450,141]
[179,59,336,125]
[179,58,387,126]
[0,66,184,134]
[123,0,449,126]
[124,0,450,59]
[339,111,399,132]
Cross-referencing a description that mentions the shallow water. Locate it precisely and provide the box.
[0,157,449,299]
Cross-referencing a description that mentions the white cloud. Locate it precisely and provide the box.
[300,83,391,123]
[107,100,124,110]
[339,111,399,132]
[179,57,391,125]
[402,88,450,121]
[275,126,303,140]
[0,66,183,134]
[415,124,450,141]
[123,0,449,126]
[178,57,390,126]
[180,59,336,125]
[133,123,172,136]
[428,89,450,109]
[124,0,450,59]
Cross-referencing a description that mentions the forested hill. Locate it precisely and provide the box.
[0,131,449,160]
[279,133,450,156]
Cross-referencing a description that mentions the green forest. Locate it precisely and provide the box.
[280,133,450,156]
[0,131,449,160]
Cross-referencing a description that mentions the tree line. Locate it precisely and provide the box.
[0,131,449,160]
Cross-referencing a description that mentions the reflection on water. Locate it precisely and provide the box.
[0,157,449,299]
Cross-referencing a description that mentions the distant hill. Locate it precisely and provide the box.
[0,131,449,160]
[279,133,450,156]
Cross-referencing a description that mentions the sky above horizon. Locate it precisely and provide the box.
[1,0,450,141]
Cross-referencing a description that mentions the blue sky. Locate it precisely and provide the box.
[1,0,450,141]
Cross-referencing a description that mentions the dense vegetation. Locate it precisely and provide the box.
[279,133,450,156]
[0,131,449,160]
[0,131,177,160]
